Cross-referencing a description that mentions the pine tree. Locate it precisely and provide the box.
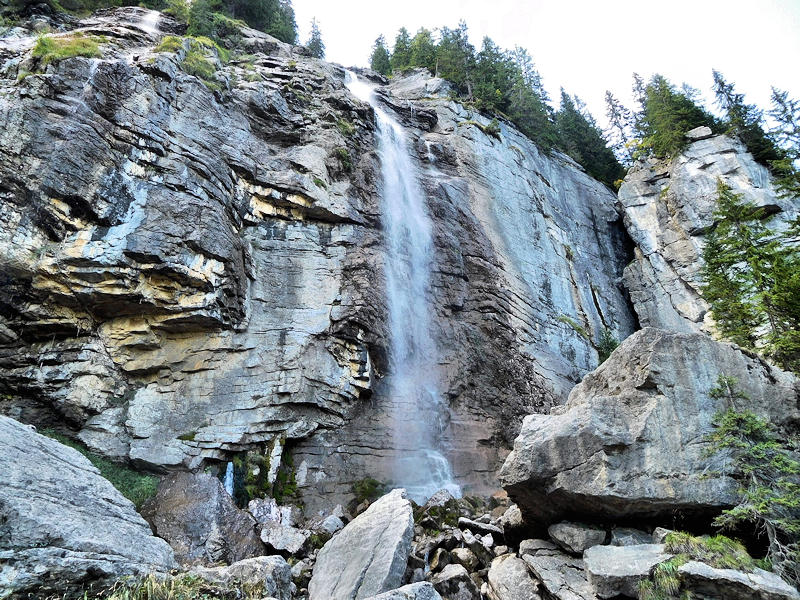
[408,28,436,72]
[769,88,800,198]
[604,90,633,164]
[701,180,800,373]
[556,90,625,187]
[306,17,324,58]
[712,70,783,169]
[369,35,391,76]
[390,27,411,71]
[639,74,719,158]
[436,21,474,99]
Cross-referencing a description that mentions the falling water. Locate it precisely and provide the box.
[346,71,461,502]
[223,461,234,496]
[138,9,160,35]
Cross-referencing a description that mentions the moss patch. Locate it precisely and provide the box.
[41,429,157,510]
[31,33,102,68]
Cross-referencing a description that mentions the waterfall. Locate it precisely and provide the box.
[346,71,461,503]
[138,9,160,35]
[223,461,234,496]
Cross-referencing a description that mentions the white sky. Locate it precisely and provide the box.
[294,0,800,130]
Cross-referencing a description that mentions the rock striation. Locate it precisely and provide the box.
[0,415,175,596]
[499,327,800,524]
[0,7,637,507]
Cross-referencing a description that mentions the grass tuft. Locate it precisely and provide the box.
[32,33,102,67]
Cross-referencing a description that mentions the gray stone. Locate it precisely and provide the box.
[584,544,671,599]
[522,546,596,600]
[548,522,606,555]
[429,548,451,573]
[0,416,176,597]
[451,547,479,571]
[431,563,481,600]
[364,582,443,600]
[141,472,264,566]
[685,125,714,140]
[249,498,301,528]
[191,556,292,600]
[317,514,345,536]
[260,522,311,555]
[308,489,414,600]
[499,504,523,530]
[519,539,559,556]
[609,528,652,547]
[459,516,504,537]
[678,561,800,600]
[500,328,799,524]
[651,528,672,544]
[486,554,541,600]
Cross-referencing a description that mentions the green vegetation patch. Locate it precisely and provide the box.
[103,572,264,600]
[155,35,230,91]
[31,33,103,68]
[333,147,353,172]
[352,477,385,505]
[558,314,589,339]
[41,429,157,509]
[597,328,619,364]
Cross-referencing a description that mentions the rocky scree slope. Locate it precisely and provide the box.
[0,7,636,508]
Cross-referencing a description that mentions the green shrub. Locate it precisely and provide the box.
[557,314,589,339]
[336,118,356,137]
[352,477,385,504]
[597,328,619,364]
[163,0,189,24]
[31,33,102,67]
[103,572,264,600]
[41,429,157,509]
[154,35,183,53]
[333,147,353,172]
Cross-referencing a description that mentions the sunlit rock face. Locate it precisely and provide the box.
[619,127,799,335]
[0,10,636,511]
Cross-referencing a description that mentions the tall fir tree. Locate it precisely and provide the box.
[768,87,800,198]
[556,90,625,187]
[712,70,783,169]
[369,35,391,76]
[701,180,800,373]
[604,90,633,164]
[306,17,324,58]
[390,27,411,71]
[408,27,437,72]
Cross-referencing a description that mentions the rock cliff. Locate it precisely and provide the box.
[0,8,636,509]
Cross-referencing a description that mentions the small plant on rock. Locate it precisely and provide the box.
[31,33,103,68]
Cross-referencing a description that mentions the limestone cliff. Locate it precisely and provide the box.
[0,8,636,508]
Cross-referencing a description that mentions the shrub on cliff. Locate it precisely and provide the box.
[31,33,103,67]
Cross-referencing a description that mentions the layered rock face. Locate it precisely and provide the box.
[499,327,800,525]
[620,126,798,333]
[0,415,176,596]
[0,9,636,508]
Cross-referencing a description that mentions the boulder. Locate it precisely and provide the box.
[0,416,176,596]
[678,561,800,600]
[548,522,606,555]
[317,515,345,536]
[521,541,595,600]
[431,563,481,600]
[486,554,540,600]
[458,517,504,538]
[141,471,264,565]
[609,528,651,547]
[260,522,311,555]
[451,547,479,572]
[584,544,671,599]
[308,489,414,600]
[500,328,799,524]
[191,556,292,600]
[364,582,443,600]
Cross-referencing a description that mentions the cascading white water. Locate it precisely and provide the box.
[138,9,160,35]
[223,461,234,496]
[346,71,461,502]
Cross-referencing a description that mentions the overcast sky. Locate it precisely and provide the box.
[293,0,800,130]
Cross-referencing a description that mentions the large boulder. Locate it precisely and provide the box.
[499,328,799,524]
[0,416,176,596]
[431,563,480,600]
[191,556,292,600]
[520,539,596,600]
[141,471,264,565]
[486,554,540,600]
[547,522,606,555]
[365,582,443,600]
[308,488,414,600]
[677,561,800,600]
[584,544,671,598]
